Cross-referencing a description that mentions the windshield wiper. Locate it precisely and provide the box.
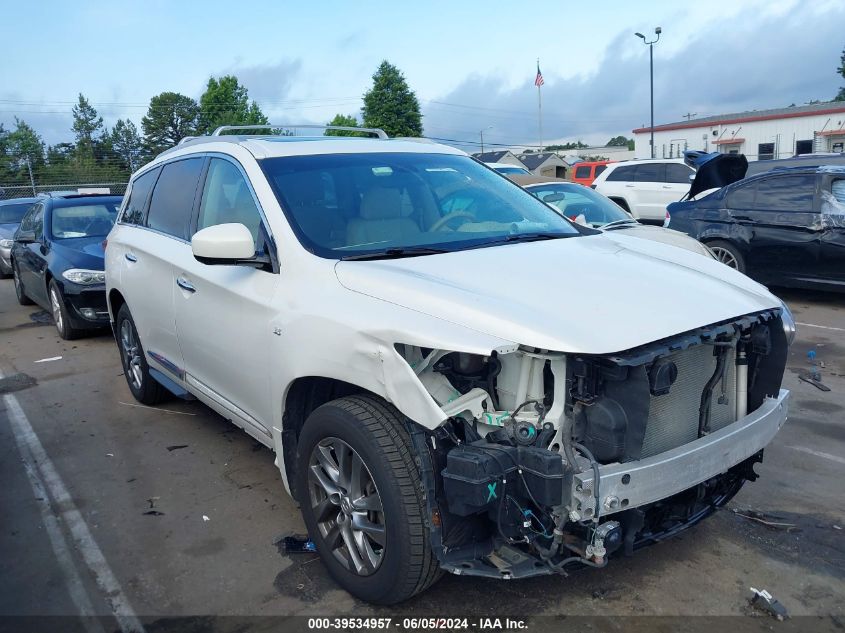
[340,247,451,261]
[482,232,574,246]
[601,218,640,230]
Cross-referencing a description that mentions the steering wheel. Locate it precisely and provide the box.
[428,211,475,232]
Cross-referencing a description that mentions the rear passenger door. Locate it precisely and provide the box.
[738,174,820,282]
[819,176,845,284]
[118,158,205,383]
[631,163,667,221]
[172,156,279,441]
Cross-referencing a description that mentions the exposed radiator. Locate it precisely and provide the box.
[640,344,737,458]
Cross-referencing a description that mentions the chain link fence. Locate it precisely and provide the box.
[0,182,127,201]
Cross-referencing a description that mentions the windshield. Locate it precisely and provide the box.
[260,153,581,258]
[0,202,34,224]
[525,183,631,227]
[51,201,120,239]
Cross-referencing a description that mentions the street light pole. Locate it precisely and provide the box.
[635,27,661,159]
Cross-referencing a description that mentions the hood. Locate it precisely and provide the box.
[52,237,106,270]
[684,150,748,200]
[335,234,778,355]
[603,224,713,258]
[0,223,19,240]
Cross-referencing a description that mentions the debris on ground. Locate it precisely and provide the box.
[34,356,62,363]
[749,587,789,620]
[146,497,160,509]
[202,515,210,522]
[798,372,831,391]
[166,444,189,452]
[732,509,798,531]
[275,534,317,554]
[143,510,164,516]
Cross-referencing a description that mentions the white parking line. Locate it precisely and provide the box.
[2,386,144,633]
[796,322,845,333]
[787,445,845,466]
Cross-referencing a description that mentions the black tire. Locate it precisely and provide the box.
[296,395,441,604]
[115,303,166,405]
[48,280,81,340]
[707,239,746,273]
[12,262,34,305]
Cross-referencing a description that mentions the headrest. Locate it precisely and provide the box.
[360,188,403,220]
[281,171,325,205]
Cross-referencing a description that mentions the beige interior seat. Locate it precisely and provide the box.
[346,187,421,246]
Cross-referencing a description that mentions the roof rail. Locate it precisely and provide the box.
[211,124,389,139]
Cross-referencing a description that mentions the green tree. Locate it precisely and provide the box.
[197,75,268,135]
[2,119,45,186]
[71,93,103,158]
[606,135,630,147]
[110,119,143,172]
[544,141,587,151]
[362,61,422,137]
[836,45,845,101]
[142,92,199,156]
[324,113,364,136]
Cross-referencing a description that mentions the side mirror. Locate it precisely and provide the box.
[15,230,35,244]
[191,223,256,265]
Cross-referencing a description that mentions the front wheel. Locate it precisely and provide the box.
[115,303,166,405]
[296,395,441,604]
[707,239,746,273]
[49,280,80,340]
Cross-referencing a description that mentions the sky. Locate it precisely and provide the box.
[2,0,844,152]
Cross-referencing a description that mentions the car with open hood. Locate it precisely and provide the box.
[12,193,121,338]
[510,175,713,257]
[105,126,793,604]
[0,197,38,276]
[668,151,845,291]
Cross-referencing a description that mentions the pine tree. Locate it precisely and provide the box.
[362,61,423,137]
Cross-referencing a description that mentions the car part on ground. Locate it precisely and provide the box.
[106,125,791,603]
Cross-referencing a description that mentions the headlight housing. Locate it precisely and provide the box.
[62,269,106,285]
[0,238,13,248]
[778,299,796,346]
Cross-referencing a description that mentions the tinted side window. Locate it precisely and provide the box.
[123,167,160,225]
[665,163,694,184]
[606,165,637,181]
[18,205,39,232]
[754,175,815,212]
[594,165,607,177]
[574,165,591,179]
[197,158,263,248]
[28,205,45,239]
[635,163,665,182]
[146,158,204,240]
[727,182,757,208]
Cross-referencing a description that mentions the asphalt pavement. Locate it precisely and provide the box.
[0,278,843,629]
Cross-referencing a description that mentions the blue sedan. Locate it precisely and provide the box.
[11,193,122,339]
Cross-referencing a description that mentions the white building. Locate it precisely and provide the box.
[632,101,845,161]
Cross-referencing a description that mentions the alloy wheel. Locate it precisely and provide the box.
[119,319,144,390]
[50,287,63,333]
[710,246,739,269]
[307,437,386,576]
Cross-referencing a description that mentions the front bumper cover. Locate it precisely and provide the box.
[571,389,789,517]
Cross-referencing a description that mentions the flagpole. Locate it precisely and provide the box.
[537,58,543,150]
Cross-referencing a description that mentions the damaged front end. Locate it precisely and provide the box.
[398,309,791,579]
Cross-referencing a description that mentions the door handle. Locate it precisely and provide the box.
[625,184,635,188]
[125,253,137,262]
[176,277,196,293]
[662,185,673,189]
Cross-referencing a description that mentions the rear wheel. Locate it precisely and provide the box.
[49,280,80,340]
[296,395,441,604]
[707,239,745,273]
[13,263,34,305]
[115,303,166,405]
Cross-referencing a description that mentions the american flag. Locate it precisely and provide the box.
[534,62,544,87]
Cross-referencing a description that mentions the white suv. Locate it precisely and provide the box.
[105,125,792,604]
[592,158,694,222]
